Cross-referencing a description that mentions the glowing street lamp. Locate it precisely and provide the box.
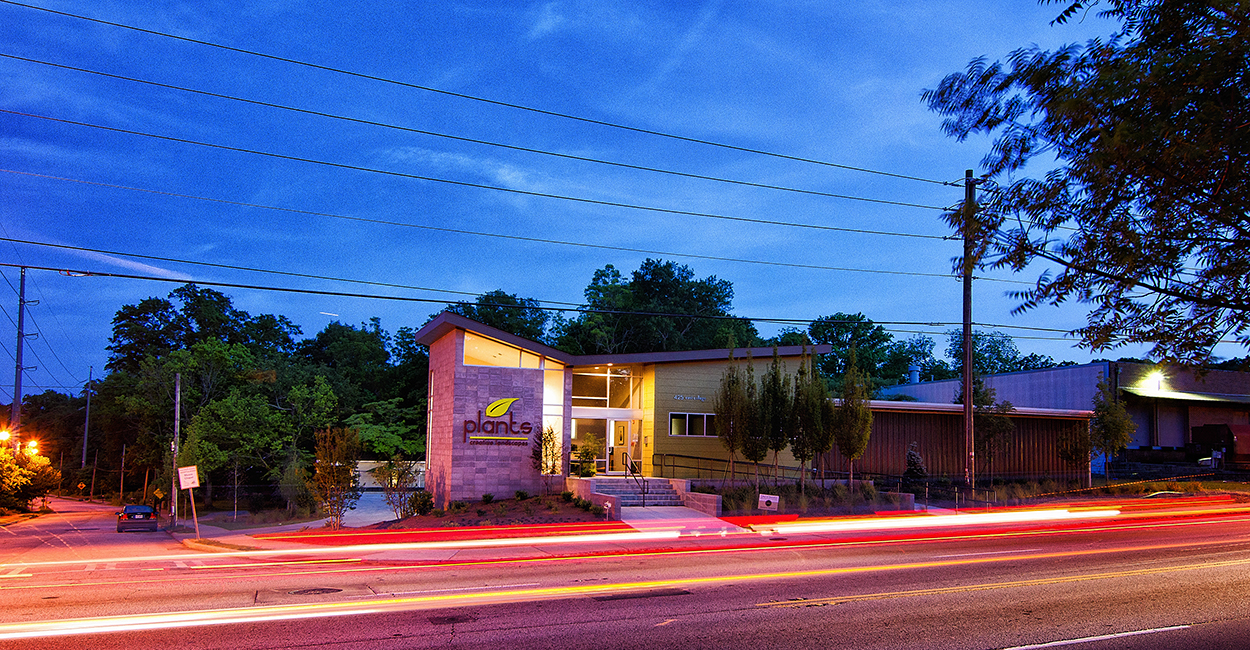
[25,439,38,454]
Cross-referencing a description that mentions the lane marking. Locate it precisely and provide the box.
[655,619,677,627]
[937,549,1041,558]
[367,582,541,597]
[757,555,1250,608]
[998,625,1190,649]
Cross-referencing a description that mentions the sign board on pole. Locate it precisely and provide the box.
[178,465,200,490]
[758,494,779,511]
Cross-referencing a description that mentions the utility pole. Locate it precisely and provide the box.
[962,170,977,489]
[81,366,92,469]
[172,372,181,526]
[10,267,37,449]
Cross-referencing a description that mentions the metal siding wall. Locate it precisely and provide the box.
[819,411,1087,482]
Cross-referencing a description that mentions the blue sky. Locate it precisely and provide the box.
[0,0,1219,400]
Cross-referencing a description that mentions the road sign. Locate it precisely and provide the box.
[758,494,779,511]
[152,488,165,499]
[178,465,200,490]
[76,482,86,491]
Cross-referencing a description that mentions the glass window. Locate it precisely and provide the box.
[572,373,607,407]
[572,419,607,458]
[608,375,632,408]
[463,332,521,367]
[521,351,541,369]
[572,367,636,409]
[544,369,564,408]
[669,413,717,437]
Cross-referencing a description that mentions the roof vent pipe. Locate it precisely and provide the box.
[908,364,921,384]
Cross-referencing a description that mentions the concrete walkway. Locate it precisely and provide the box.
[620,506,747,534]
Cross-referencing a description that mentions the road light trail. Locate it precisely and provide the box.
[4,542,1248,640]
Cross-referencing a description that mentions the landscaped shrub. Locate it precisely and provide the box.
[560,490,574,502]
[481,493,494,505]
[515,490,530,501]
[409,490,434,516]
[448,500,468,514]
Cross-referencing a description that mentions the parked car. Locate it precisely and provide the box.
[116,504,159,532]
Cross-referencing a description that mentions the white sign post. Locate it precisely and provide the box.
[758,494,779,512]
[178,465,201,539]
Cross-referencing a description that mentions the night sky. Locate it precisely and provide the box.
[2,0,1209,401]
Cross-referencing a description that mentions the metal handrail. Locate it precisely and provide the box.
[621,451,647,507]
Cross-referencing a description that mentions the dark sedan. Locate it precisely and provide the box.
[116,505,160,532]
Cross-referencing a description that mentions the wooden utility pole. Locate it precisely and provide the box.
[962,169,977,488]
[81,366,92,469]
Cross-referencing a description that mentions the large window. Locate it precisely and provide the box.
[571,367,638,408]
[463,331,542,368]
[669,413,716,437]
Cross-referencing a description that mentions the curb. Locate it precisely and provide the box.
[180,538,264,553]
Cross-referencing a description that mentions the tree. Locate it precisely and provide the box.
[789,349,827,496]
[345,398,424,458]
[0,448,59,512]
[369,454,421,520]
[555,259,759,354]
[532,425,561,475]
[880,335,957,386]
[832,349,873,489]
[954,375,1017,486]
[758,348,792,485]
[945,330,1059,377]
[924,0,1250,365]
[1090,373,1136,479]
[443,290,550,342]
[809,313,894,391]
[712,353,750,485]
[106,297,181,373]
[531,425,561,494]
[310,427,362,530]
[740,360,769,490]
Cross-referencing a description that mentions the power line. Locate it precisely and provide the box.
[0,268,82,385]
[0,53,950,211]
[0,0,957,188]
[0,261,1087,341]
[1,110,952,237]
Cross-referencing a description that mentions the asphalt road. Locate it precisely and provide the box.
[5,497,1250,649]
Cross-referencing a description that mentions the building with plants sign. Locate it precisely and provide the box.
[415,312,824,507]
[417,312,1095,508]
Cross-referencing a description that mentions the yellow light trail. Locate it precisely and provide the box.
[5,510,1250,594]
[4,542,1249,640]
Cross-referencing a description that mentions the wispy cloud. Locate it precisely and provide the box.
[527,2,566,40]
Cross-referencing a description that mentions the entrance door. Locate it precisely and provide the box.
[608,420,633,473]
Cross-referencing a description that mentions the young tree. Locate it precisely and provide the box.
[1091,373,1136,480]
[789,350,826,496]
[369,454,420,520]
[310,427,362,530]
[832,349,873,489]
[713,353,749,485]
[531,425,561,493]
[956,377,1016,486]
[740,359,769,490]
[758,348,792,486]
[925,0,1250,365]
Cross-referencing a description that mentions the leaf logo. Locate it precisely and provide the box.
[484,398,519,418]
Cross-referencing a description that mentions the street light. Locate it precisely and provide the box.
[25,439,38,454]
